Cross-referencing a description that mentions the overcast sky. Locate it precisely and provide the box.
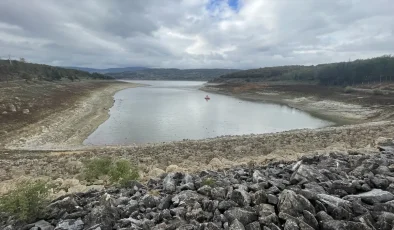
[0,0,393,69]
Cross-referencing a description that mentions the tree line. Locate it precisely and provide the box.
[213,55,394,86]
[0,59,113,83]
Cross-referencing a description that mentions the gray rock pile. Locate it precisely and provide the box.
[2,145,394,230]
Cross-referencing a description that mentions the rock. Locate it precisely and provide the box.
[320,220,372,230]
[198,185,212,196]
[278,212,314,230]
[219,200,239,211]
[259,213,279,226]
[8,104,16,112]
[141,194,159,208]
[230,189,251,206]
[245,222,260,230]
[172,190,206,206]
[290,164,328,184]
[252,170,265,183]
[206,222,221,230]
[252,190,267,205]
[303,210,318,229]
[224,208,258,226]
[212,187,227,200]
[22,109,30,114]
[163,173,176,193]
[55,219,84,230]
[344,189,394,204]
[33,220,54,230]
[278,190,315,217]
[267,194,278,205]
[284,219,299,230]
[46,196,79,219]
[377,212,394,230]
[229,219,245,230]
[2,111,7,114]
[84,205,119,230]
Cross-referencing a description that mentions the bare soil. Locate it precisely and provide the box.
[0,80,139,149]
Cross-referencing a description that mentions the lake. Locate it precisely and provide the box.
[84,81,332,145]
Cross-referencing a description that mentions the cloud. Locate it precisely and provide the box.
[0,0,393,68]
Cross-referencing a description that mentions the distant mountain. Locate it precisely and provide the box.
[108,68,241,81]
[65,66,148,74]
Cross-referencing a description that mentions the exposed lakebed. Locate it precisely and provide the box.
[84,81,332,145]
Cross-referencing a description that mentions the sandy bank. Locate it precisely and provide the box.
[2,82,141,150]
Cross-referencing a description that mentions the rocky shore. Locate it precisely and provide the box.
[2,140,394,230]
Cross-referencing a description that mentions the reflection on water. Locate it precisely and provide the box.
[84,81,332,145]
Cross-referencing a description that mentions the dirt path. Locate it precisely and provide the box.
[2,82,140,149]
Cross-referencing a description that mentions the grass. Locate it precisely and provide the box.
[373,89,384,95]
[202,177,216,187]
[83,157,139,186]
[0,180,50,221]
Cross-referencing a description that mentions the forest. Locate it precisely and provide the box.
[212,56,394,86]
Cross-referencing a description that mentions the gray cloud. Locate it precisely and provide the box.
[0,0,393,69]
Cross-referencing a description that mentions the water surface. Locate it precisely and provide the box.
[84,81,331,145]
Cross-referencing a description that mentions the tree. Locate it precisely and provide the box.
[19,57,26,63]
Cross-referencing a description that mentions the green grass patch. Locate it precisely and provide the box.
[202,177,216,187]
[84,157,139,186]
[0,180,50,221]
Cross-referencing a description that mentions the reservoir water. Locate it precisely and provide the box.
[84,81,332,145]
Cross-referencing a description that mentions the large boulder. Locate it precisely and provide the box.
[290,164,328,184]
[278,190,315,217]
[344,189,394,204]
[229,219,246,230]
[230,189,251,206]
[163,173,176,193]
[224,208,258,226]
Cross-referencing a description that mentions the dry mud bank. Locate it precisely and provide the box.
[201,83,394,124]
[0,121,393,196]
[0,81,140,149]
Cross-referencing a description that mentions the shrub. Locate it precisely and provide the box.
[84,157,112,181]
[108,159,139,186]
[202,177,216,187]
[373,89,384,95]
[84,158,139,186]
[344,86,353,93]
[0,180,49,221]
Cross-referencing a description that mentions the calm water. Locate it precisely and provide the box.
[84,81,331,145]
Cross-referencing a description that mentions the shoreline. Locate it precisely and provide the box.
[3,81,141,150]
[200,83,386,125]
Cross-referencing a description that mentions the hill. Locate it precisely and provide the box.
[109,68,240,81]
[212,55,394,86]
[0,60,113,82]
[65,66,148,74]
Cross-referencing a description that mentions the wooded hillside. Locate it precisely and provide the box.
[212,56,394,86]
[0,60,113,82]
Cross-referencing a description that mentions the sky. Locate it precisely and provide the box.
[0,0,393,69]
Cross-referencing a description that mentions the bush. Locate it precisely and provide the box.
[373,89,384,95]
[344,86,354,93]
[84,158,139,186]
[108,159,139,186]
[0,180,49,221]
[84,157,112,181]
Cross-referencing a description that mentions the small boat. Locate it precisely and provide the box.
[205,95,210,100]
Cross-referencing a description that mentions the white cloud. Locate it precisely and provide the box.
[0,0,393,68]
